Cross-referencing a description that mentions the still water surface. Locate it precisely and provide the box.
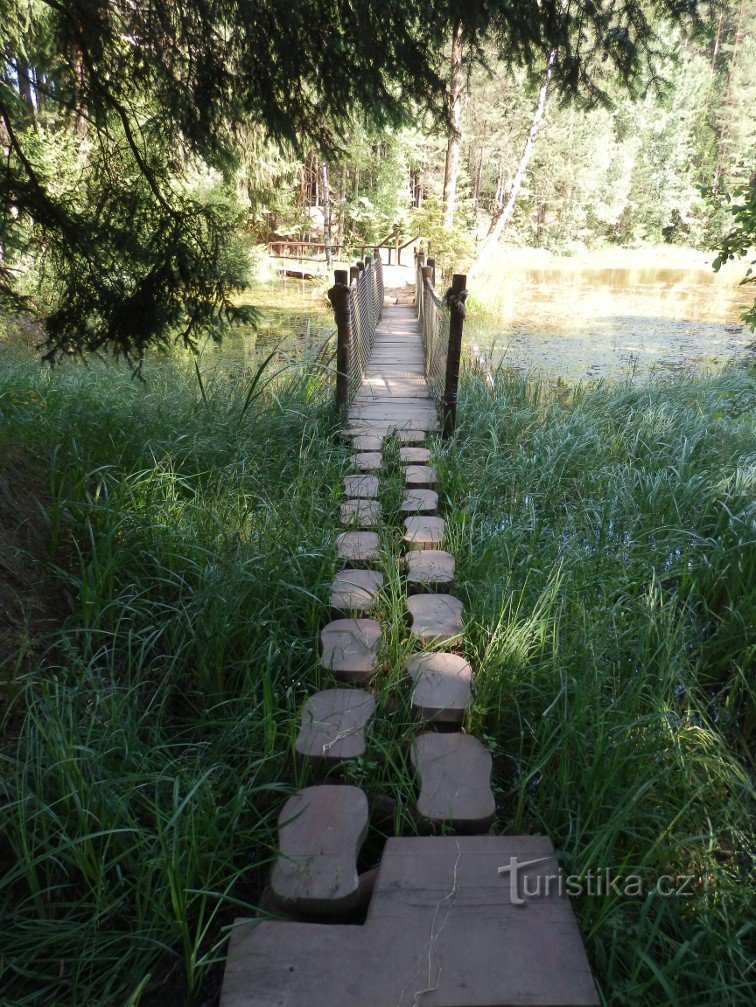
[467,251,753,379]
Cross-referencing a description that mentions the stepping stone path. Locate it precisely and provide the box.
[221,281,598,1005]
[401,488,438,514]
[335,530,381,565]
[407,651,472,722]
[329,569,384,615]
[411,732,495,830]
[340,498,380,528]
[407,593,464,645]
[405,463,437,488]
[270,785,369,914]
[343,474,379,498]
[403,514,445,550]
[296,689,376,760]
[320,618,381,683]
[405,548,455,590]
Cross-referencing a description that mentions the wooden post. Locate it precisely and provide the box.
[427,258,436,287]
[328,269,351,420]
[442,273,466,439]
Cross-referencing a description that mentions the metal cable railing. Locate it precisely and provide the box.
[416,255,450,402]
[328,251,384,415]
[416,253,467,436]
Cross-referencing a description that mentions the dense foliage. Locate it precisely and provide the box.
[0,0,716,357]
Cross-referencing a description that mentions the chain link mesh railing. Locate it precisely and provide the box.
[416,255,451,403]
[345,253,383,401]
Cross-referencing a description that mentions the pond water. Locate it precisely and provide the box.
[467,249,754,380]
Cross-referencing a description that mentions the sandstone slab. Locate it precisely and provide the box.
[340,499,380,528]
[401,488,438,514]
[335,531,381,565]
[270,785,369,914]
[320,618,381,683]
[405,549,455,591]
[351,451,382,472]
[405,464,438,488]
[399,446,431,464]
[296,689,376,760]
[343,474,379,499]
[407,593,464,645]
[330,569,384,615]
[403,515,445,550]
[411,732,495,830]
[408,652,472,723]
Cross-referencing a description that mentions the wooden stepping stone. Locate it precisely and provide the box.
[405,549,455,591]
[401,488,438,514]
[395,429,428,444]
[351,451,382,471]
[407,593,464,645]
[411,732,495,830]
[223,835,600,1006]
[399,446,431,464]
[408,652,472,723]
[340,499,380,528]
[405,464,437,488]
[330,569,384,615]
[350,434,383,452]
[343,474,379,499]
[270,785,369,914]
[403,515,445,551]
[336,531,381,565]
[296,689,376,760]
[321,618,381,683]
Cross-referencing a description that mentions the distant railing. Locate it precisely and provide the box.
[416,252,467,438]
[269,236,418,267]
[327,252,384,418]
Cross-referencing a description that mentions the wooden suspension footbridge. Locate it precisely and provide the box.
[220,253,599,1007]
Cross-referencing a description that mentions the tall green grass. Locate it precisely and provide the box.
[0,344,754,1006]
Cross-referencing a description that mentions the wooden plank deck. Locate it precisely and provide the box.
[349,305,438,432]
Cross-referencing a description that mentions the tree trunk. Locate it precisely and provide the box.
[321,160,332,267]
[471,50,556,275]
[442,21,464,229]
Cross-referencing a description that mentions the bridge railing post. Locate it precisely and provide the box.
[427,257,436,288]
[442,273,467,439]
[328,268,352,421]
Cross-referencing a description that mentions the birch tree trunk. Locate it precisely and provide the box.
[471,50,556,275]
[442,22,464,229]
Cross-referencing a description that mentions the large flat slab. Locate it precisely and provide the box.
[296,689,376,760]
[223,835,600,1006]
[270,785,369,914]
[411,732,495,830]
[320,618,381,683]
